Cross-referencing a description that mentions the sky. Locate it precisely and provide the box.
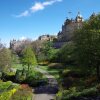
[0,0,100,46]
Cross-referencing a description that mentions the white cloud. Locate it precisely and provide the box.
[15,10,29,18]
[43,0,56,6]
[15,0,63,18]
[30,2,44,12]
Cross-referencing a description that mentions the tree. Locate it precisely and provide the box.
[58,42,76,64]
[74,14,100,80]
[0,48,12,72]
[11,52,19,64]
[10,39,32,57]
[21,46,37,71]
[42,41,54,61]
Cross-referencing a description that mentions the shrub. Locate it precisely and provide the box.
[0,81,19,100]
[15,69,27,83]
[11,84,33,100]
[25,70,44,86]
[80,87,97,96]
[57,86,98,100]
[0,87,17,100]
[85,76,97,86]
[0,90,12,100]
[0,81,12,91]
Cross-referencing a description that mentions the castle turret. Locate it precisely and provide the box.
[76,12,84,22]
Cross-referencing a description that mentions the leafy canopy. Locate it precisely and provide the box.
[21,46,37,70]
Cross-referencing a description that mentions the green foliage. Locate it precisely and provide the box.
[56,15,100,99]
[57,86,98,100]
[39,41,58,62]
[15,69,46,86]
[0,48,12,72]
[21,46,37,70]
[48,63,63,69]
[54,42,76,64]
[0,81,19,100]
[11,53,19,65]
[15,69,27,82]
[0,81,12,91]
[25,70,47,86]
[0,81,32,100]
[0,91,11,100]
[11,85,33,100]
[74,14,100,68]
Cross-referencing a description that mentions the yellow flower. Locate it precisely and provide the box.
[11,88,16,94]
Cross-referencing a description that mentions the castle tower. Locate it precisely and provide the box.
[75,12,83,22]
[57,12,84,42]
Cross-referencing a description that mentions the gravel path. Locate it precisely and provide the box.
[34,94,55,100]
[33,67,58,100]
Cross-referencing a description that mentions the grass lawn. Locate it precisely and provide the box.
[12,64,23,70]
[12,64,37,70]
[39,65,63,80]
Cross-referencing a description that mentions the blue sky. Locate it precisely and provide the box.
[0,0,100,46]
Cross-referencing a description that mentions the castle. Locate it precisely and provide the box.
[38,34,57,41]
[53,12,96,48]
[10,12,96,50]
[57,12,84,42]
[10,39,32,51]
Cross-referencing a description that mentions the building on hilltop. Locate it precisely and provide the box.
[10,39,32,52]
[38,34,57,41]
[58,12,84,42]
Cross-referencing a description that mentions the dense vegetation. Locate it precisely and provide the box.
[55,13,100,99]
[0,43,45,99]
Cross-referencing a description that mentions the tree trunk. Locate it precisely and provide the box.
[97,65,100,81]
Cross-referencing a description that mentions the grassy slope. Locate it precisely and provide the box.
[39,65,63,80]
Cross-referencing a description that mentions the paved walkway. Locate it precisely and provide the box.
[33,67,58,100]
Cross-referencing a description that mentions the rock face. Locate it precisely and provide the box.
[58,12,83,42]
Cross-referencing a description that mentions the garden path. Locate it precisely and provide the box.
[33,67,58,100]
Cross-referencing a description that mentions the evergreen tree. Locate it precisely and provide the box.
[21,46,37,71]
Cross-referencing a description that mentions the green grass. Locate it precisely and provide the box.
[39,65,48,70]
[39,65,63,79]
[12,64,23,70]
[12,63,37,70]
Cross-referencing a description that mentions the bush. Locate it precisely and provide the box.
[62,69,85,78]
[11,84,33,100]
[0,81,12,91]
[0,88,16,100]
[0,81,19,100]
[15,69,26,83]
[1,72,16,82]
[57,86,99,100]
[15,69,45,86]
[25,70,44,86]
